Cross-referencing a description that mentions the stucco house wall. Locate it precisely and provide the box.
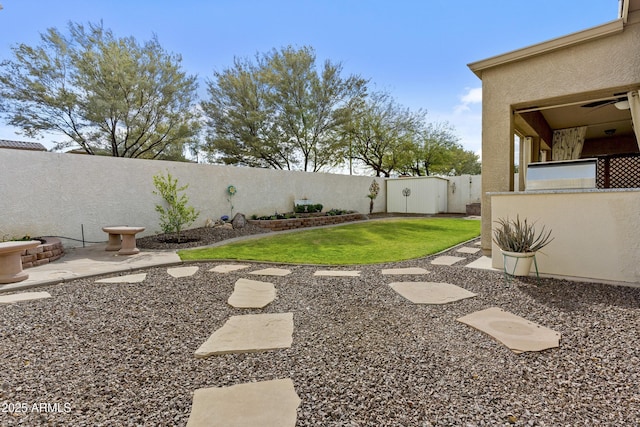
[470,8,640,261]
[491,189,640,284]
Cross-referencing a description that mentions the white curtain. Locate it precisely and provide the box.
[628,90,640,151]
[552,126,587,161]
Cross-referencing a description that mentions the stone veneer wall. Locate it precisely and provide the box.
[249,213,366,231]
[21,237,64,269]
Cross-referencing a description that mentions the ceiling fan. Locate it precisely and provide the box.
[581,92,629,110]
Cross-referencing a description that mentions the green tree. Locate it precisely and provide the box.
[203,56,287,168]
[445,146,481,176]
[0,22,200,159]
[152,172,199,242]
[396,121,481,176]
[203,46,368,171]
[398,122,458,176]
[345,92,423,177]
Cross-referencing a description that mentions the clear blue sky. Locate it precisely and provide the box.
[0,0,619,158]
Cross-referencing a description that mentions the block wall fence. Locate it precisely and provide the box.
[0,150,482,248]
[0,150,388,248]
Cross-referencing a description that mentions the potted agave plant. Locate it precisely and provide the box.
[492,215,554,276]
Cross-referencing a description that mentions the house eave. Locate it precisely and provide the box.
[468,18,624,79]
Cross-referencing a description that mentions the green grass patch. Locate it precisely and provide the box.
[178,218,480,265]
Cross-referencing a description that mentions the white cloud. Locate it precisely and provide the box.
[428,87,483,159]
[454,87,482,114]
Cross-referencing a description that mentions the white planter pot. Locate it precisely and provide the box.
[501,250,536,276]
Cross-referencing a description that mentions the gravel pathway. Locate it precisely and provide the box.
[1,240,639,426]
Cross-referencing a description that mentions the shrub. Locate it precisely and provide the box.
[152,172,200,242]
[367,179,380,214]
[294,203,323,213]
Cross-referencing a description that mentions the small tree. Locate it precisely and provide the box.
[0,22,200,159]
[366,179,380,214]
[152,172,199,242]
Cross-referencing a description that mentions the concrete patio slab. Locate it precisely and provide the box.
[228,278,276,308]
[388,282,476,304]
[381,267,429,275]
[208,264,251,273]
[457,247,481,254]
[0,243,182,293]
[186,378,300,427]
[195,312,294,357]
[167,266,199,278]
[313,270,361,277]
[249,268,291,277]
[457,307,561,353]
[431,256,466,266]
[95,273,147,283]
[0,291,52,304]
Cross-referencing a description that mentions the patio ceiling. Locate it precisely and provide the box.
[514,87,638,143]
[536,96,633,140]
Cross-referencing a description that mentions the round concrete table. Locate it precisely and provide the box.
[0,240,41,284]
[102,226,145,255]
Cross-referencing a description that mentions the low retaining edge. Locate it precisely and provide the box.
[249,213,367,231]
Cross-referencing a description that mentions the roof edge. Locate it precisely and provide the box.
[468,18,624,79]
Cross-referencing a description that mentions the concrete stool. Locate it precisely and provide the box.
[0,240,41,284]
[102,226,145,255]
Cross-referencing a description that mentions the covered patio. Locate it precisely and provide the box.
[469,0,640,284]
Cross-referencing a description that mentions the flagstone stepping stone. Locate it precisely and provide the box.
[313,270,360,277]
[186,378,301,427]
[167,266,199,278]
[208,264,250,273]
[228,278,276,308]
[95,273,147,283]
[195,312,294,357]
[381,267,429,275]
[431,255,466,266]
[388,282,476,304]
[465,256,496,271]
[249,268,291,276]
[474,241,482,246]
[0,291,52,304]
[457,246,481,254]
[457,307,561,353]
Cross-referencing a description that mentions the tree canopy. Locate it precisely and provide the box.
[344,91,424,177]
[396,121,480,176]
[0,25,480,172]
[202,46,368,171]
[0,22,200,159]
[344,94,480,177]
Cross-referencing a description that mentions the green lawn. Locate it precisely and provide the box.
[178,218,480,265]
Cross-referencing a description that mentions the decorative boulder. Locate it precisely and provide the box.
[232,213,247,229]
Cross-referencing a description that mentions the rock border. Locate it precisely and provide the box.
[248,213,366,231]
[21,237,64,269]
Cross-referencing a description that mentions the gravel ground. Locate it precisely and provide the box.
[1,239,639,426]
[136,223,270,250]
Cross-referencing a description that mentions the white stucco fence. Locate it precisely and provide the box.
[386,175,482,214]
[0,150,387,247]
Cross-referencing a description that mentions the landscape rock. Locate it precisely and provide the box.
[231,212,247,229]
